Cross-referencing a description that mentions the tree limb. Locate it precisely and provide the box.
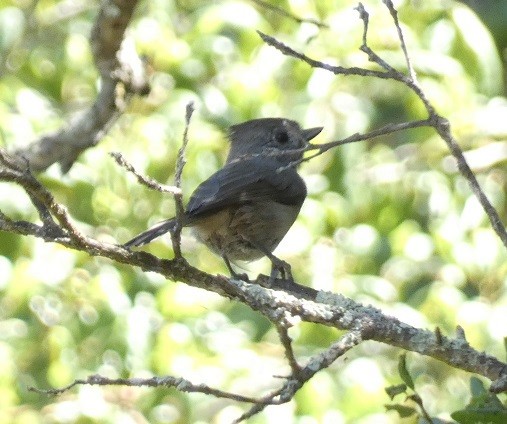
[1,148,506,396]
[13,0,149,173]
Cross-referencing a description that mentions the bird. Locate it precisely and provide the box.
[124,117,323,281]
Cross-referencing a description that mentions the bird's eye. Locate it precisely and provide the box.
[275,130,289,144]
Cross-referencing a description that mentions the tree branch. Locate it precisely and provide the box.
[110,151,182,195]
[1,149,506,394]
[172,102,195,258]
[260,2,507,264]
[29,374,268,404]
[13,0,149,173]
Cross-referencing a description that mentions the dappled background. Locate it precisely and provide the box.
[1,0,507,422]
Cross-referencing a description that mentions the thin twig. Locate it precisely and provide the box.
[171,102,195,258]
[233,404,268,423]
[273,118,431,172]
[0,149,87,243]
[276,323,301,374]
[355,2,369,47]
[0,210,48,239]
[258,30,393,80]
[233,387,285,423]
[354,3,434,115]
[234,330,363,422]
[409,394,435,423]
[301,118,430,161]
[251,0,328,28]
[110,151,181,194]
[1,154,62,233]
[28,374,268,404]
[431,115,507,249]
[297,331,362,382]
[382,0,417,81]
[355,3,397,73]
[275,330,363,406]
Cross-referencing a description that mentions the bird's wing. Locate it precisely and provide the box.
[186,158,306,219]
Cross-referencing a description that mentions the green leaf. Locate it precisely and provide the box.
[385,383,408,400]
[385,404,417,418]
[470,376,487,397]
[398,353,415,390]
[451,392,507,424]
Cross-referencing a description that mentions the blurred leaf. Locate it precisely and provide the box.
[385,404,417,418]
[385,383,408,400]
[398,353,415,390]
[450,6,503,96]
[470,376,487,397]
[451,392,507,424]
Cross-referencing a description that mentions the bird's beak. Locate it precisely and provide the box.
[303,127,323,142]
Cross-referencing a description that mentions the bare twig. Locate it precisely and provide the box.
[0,210,48,240]
[354,3,434,115]
[382,0,416,81]
[258,30,393,81]
[296,331,362,384]
[261,4,507,256]
[175,102,195,191]
[275,330,362,406]
[288,118,430,169]
[234,330,363,422]
[276,322,301,375]
[354,2,397,75]
[0,149,85,242]
[29,374,268,404]
[171,102,195,258]
[431,114,507,249]
[233,397,275,423]
[305,119,430,155]
[251,0,328,28]
[110,152,182,194]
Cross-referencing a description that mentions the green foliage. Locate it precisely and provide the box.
[386,358,507,423]
[1,0,507,422]
[452,378,507,424]
[398,353,415,390]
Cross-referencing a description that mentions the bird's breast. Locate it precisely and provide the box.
[190,201,301,262]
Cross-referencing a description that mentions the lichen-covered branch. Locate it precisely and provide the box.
[1,148,506,399]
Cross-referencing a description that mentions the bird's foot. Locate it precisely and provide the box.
[269,256,293,285]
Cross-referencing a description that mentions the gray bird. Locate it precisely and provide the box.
[124,118,323,280]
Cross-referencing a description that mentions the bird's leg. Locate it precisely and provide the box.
[222,254,250,282]
[245,237,293,284]
[265,251,293,284]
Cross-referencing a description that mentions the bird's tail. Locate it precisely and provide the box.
[124,219,176,248]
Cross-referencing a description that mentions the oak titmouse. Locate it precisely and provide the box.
[124,118,323,280]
